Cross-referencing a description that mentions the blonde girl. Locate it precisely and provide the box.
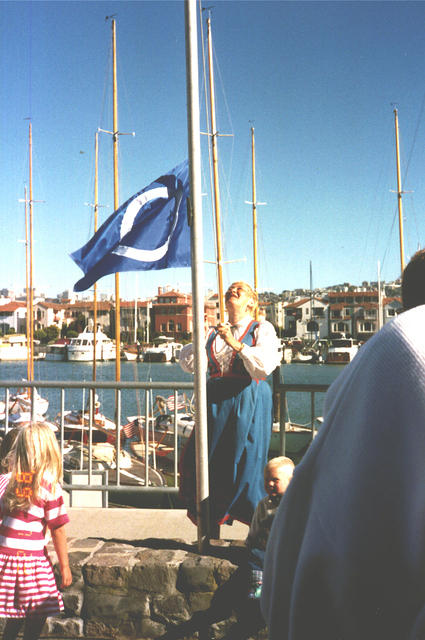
[0,423,72,640]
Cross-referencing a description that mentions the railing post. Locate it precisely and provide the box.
[280,390,286,456]
[88,388,94,484]
[30,386,35,422]
[145,389,150,487]
[272,366,281,423]
[60,389,65,474]
[173,391,178,487]
[115,389,121,489]
[5,389,9,433]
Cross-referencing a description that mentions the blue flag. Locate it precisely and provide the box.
[71,160,190,292]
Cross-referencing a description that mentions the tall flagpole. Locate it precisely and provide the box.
[112,18,121,381]
[185,0,210,549]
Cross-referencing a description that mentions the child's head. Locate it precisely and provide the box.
[0,428,20,473]
[4,422,62,513]
[264,456,294,497]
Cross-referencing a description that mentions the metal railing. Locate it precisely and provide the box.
[0,380,194,501]
[272,369,330,456]
[1,376,331,506]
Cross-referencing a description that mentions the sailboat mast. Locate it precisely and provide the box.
[206,16,225,321]
[309,260,313,340]
[24,185,31,382]
[393,108,405,273]
[28,122,34,382]
[93,131,99,382]
[112,18,121,380]
[251,127,259,320]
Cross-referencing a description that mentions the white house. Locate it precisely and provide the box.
[0,301,27,333]
[283,298,328,339]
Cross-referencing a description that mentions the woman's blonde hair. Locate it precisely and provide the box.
[226,281,258,317]
[3,423,62,513]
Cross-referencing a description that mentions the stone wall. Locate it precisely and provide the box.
[38,537,268,640]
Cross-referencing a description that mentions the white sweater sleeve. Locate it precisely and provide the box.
[238,320,282,379]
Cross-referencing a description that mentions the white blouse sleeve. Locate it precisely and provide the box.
[178,330,211,374]
[178,342,195,373]
[238,320,282,379]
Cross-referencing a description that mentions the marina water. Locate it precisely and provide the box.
[0,360,344,426]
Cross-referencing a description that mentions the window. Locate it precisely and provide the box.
[177,323,182,331]
[360,322,375,332]
[387,308,396,316]
[365,309,377,318]
[161,323,166,332]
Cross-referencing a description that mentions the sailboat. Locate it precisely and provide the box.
[1,124,51,428]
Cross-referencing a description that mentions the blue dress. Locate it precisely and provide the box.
[179,320,273,526]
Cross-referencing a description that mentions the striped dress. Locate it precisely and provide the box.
[0,472,69,618]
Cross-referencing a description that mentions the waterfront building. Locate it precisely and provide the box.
[383,296,403,323]
[63,301,114,333]
[34,302,67,332]
[283,298,328,340]
[0,301,26,334]
[151,288,216,340]
[325,291,402,340]
[263,300,285,333]
[0,282,403,344]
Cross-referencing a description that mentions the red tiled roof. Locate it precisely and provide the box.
[285,298,310,308]
[0,302,26,312]
[120,300,149,309]
[326,291,377,299]
[329,301,378,310]
[155,291,192,301]
[65,301,113,311]
[36,302,64,311]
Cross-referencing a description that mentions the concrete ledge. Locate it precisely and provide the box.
[67,508,249,542]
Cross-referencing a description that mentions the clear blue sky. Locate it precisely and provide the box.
[2,0,425,300]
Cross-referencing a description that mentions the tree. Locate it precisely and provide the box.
[34,325,60,345]
[45,325,60,343]
[34,329,47,344]
[63,313,86,337]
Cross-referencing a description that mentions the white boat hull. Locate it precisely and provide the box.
[67,326,116,362]
[0,347,28,361]
[123,351,138,361]
[67,348,115,362]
